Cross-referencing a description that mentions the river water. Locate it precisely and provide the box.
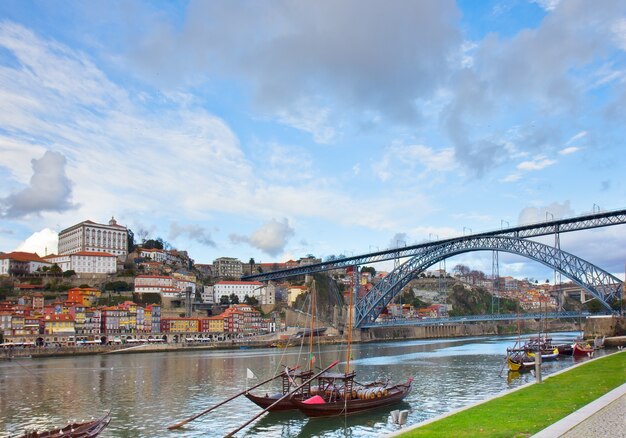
[0,332,606,437]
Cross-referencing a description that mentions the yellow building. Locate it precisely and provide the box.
[207,315,225,333]
[44,314,75,334]
[165,317,199,333]
[144,307,152,333]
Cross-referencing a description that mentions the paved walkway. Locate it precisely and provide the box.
[531,382,626,438]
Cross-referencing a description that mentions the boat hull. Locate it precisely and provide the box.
[507,356,535,372]
[19,413,111,438]
[572,343,594,357]
[290,381,412,418]
[244,392,298,412]
[556,344,573,355]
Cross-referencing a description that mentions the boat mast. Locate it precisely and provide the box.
[309,279,316,371]
[345,265,356,374]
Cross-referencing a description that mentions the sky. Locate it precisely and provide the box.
[0,0,625,282]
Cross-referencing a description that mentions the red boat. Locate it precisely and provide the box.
[572,342,594,357]
[19,412,110,438]
[289,371,414,418]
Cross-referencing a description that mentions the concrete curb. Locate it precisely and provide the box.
[530,382,626,437]
[387,350,626,437]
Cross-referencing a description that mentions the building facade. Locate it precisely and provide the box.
[0,252,51,276]
[212,257,243,279]
[213,281,265,304]
[58,217,128,259]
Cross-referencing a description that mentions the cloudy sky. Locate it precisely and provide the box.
[1,0,625,281]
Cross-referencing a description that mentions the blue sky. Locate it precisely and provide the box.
[0,0,625,281]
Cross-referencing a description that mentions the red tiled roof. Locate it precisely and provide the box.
[16,284,41,289]
[46,314,74,322]
[0,251,46,262]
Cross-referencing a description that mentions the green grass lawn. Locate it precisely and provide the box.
[401,351,626,438]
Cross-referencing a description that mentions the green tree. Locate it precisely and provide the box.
[143,238,164,249]
[127,229,136,253]
[50,264,62,275]
[229,293,240,304]
[62,269,76,278]
[361,266,376,276]
[244,295,259,306]
[220,295,230,305]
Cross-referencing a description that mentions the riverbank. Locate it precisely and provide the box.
[6,330,624,360]
[391,350,626,437]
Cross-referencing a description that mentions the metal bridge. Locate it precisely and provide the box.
[354,235,622,327]
[359,311,598,329]
[242,208,626,326]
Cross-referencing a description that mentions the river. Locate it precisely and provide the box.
[0,332,606,437]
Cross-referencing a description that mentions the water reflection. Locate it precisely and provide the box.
[0,332,608,437]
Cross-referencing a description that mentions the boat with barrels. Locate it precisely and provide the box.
[288,371,413,417]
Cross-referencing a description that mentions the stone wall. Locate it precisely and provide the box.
[584,316,626,337]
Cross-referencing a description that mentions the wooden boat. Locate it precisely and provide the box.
[289,272,413,418]
[507,354,535,372]
[289,372,413,418]
[245,279,321,412]
[19,412,110,438]
[527,347,559,362]
[244,369,314,411]
[572,342,594,357]
[556,343,573,355]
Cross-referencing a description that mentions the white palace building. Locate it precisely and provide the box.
[58,217,128,259]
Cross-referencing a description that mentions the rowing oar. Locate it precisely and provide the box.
[167,366,300,430]
[224,360,339,437]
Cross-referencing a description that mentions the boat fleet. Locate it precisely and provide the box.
[506,335,601,372]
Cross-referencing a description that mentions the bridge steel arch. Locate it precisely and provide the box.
[355,236,622,327]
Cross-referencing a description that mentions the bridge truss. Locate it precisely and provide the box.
[241,208,626,326]
[355,236,622,327]
[244,208,626,282]
[359,311,596,328]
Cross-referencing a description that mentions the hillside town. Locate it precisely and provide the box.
[0,217,585,346]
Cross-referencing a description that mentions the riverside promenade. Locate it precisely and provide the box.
[390,350,626,438]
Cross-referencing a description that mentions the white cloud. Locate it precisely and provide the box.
[14,228,58,256]
[559,146,581,155]
[501,173,522,183]
[0,21,437,241]
[517,156,557,171]
[230,218,295,256]
[612,18,626,51]
[518,201,574,225]
[1,150,76,218]
[276,101,336,144]
[565,130,587,145]
[373,143,457,182]
[257,142,313,183]
[169,222,216,247]
[530,0,561,12]
[131,1,463,125]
